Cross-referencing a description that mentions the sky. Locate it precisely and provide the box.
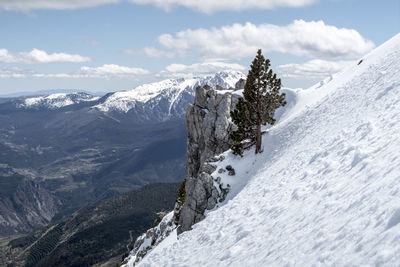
[0,0,399,95]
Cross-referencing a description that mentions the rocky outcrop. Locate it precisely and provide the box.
[177,84,241,234]
[122,212,176,265]
[123,82,243,266]
[235,78,246,90]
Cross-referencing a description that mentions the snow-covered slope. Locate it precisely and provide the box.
[94,70,245,114]
[134,34,400,266]
[19,92,100,109]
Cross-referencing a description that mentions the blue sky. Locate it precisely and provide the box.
[0,0,399,95]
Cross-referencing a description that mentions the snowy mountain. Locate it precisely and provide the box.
[18,92,100,109]
[14,71,245,122]
[93,70,245,121]
[128,34,400,266]
[0,70,245,237]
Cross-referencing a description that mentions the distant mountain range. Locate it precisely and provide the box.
[0,71,245,236]
[14,70,245,122]
[0,89,101,98]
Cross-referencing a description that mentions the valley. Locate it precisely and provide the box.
[0,71,242,236]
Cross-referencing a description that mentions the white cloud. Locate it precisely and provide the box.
[33,64,150,78]
[0,48,90,64]
[124,47,175,58]
[0,0,119,11]
[129,0,317,13]
[158,61,246,78]
[277,59,355,80]
[0,0,317,12]
[77,64,149,78]
[0,67,34,78]
[0,64,149,79]
[147,20,375,59]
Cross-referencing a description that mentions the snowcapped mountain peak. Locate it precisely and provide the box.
[12,71,245,122]
[94,70,246,115]
[200,70,246,88]
[19,92,100,109]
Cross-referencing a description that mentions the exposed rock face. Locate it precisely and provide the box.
[235,78,246,90]
[123,211,176,265]
[123,83,242,266]
[0,178,60,236]
[177,84,241,234]
[186,85,241,178]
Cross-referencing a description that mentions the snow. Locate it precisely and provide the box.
[134,33,400,266]
[21,92,100,109]
[24,93,73,108]
[94,70,245,113]
[123,211,176,265]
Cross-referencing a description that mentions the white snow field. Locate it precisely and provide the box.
[21,92,100,109]
[134,34,400,266]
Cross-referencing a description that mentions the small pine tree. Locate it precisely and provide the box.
[174,178,186,224]
[230,49,286,156]
[230,98,252,155]
[177,178,186,205]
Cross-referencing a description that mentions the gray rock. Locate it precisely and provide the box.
[178,173,218,233]
[201,163,217,175]
[194,85,210,109]
[178,85,241,234]
[235,78,246,90]
[185,87,240,178]
[226,165,236,176]
[218,183,230,203]
[215,85,225,91]
[127,211,176,265]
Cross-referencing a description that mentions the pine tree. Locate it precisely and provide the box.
[230,49,286,156]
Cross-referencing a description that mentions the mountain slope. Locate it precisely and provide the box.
[0,106,186,228]
[18,92,100,109]
[93,70,245,122]
[0,168,60,236]
[0,70,245,236]
[15,71,245,122]
[94,71,244,112]
[136,34,400,266]
[1,183,179,267]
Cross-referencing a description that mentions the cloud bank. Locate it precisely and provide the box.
[32,64,149,78]
[277,59,355,80]
[145,20,374,59]
[0,0,119,11]
[129,0,317,13]
[76,64,149,78]
[0,67,34,78]
[158,62,246,78]
[0,0,316,12]
[0,64,149,79]
[0,49,91,64]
